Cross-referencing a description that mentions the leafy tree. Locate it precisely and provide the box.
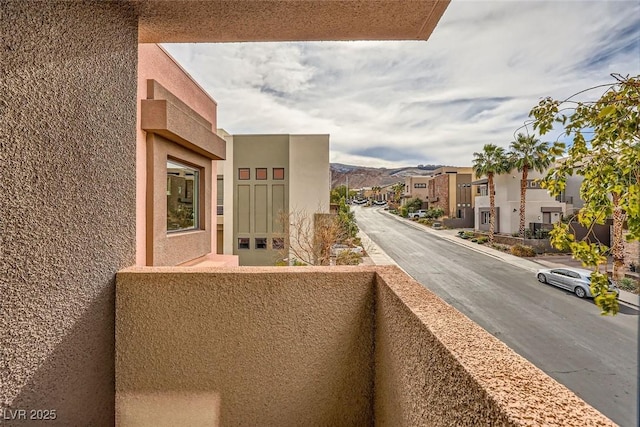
[472,144,511,244]
[391,182,405,204]
[530,74,639,315]
[371,185,382,201]
[330,185,357,204]
[405,197,423,212]
[337,197,359,240]
[427,207,444,219]
[509,133,565,237]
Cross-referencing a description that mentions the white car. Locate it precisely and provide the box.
[410,210,427,219]
[536,267,619,299]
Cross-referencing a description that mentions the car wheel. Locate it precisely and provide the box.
[537,273,547,284]
[574,286,587,298]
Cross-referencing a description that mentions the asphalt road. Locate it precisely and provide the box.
[354,206,638,427]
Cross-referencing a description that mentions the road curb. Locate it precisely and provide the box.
[373,208,639,307]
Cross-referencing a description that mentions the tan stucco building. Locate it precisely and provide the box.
[138,44,238,267]
[218,133,330,265]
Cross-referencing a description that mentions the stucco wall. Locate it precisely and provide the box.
[373,268,613,426]
[116,266,613,426]
[116,267,376,426]
[289,135,331,215]
[1,2,138,425]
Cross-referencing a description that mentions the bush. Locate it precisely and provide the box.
[405,197,423,212]
[418,218,433,226]
[491,243,510,252]
[510,244,536,257]
[617,277,639,292]
[335,250,362,265]
[476,236,489,244]
[399,207,408,218]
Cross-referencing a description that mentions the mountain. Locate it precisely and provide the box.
[330,163,445,189]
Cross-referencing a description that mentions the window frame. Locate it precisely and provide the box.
[238,168,250,180]
[256,168,268,180]
[166,158,201,233]
[238,237,250,250]
[255,237,267,249]
[273,167,285,180]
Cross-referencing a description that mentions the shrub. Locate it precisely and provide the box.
[617,277,639,292]
[476,236,489,244]
[491,243,510,252]
[399,206,408,218]
[426,207,444,219]
[335,250,362,265]
[510,244,536,257]
[459,231,475,240]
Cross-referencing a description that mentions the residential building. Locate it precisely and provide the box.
[4,3,611,426]
[403,167,475,225]
[403,175,432,203]
[473,168,578,235]
[217,133,330,266]
[138,44,238,267]
[425,167,475,220]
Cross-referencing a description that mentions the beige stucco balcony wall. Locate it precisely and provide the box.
[116,266,614,426]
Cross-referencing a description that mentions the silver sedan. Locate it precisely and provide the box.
[536,267,620,299]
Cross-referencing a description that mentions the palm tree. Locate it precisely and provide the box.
[509,133,565,237]
[472,144,510,244]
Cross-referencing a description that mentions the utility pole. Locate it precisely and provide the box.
[346,175,349,203]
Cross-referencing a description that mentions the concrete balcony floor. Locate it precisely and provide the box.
[116,266,614,426]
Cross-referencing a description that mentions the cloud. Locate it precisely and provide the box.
[163,1,640,168]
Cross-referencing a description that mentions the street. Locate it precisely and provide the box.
[354,206,638,427]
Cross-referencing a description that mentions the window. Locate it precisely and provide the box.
[166,159,199,232]
[414,183,426,188]
[239,168,250,180]
[238,238,250,249]
[255,238,267,249]
[272,237,284,250]
[256,168,267,180]
[481,211,490,224]
[217,175,224,215]
[273,168,285,180]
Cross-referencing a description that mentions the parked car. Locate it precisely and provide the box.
[410,210,427,219]
[536,267,619,299]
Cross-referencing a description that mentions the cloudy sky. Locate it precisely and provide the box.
[163,1,640,168]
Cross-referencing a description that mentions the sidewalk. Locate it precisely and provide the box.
[363,209,639,308]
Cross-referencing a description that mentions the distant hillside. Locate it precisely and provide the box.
[330,163,445,189]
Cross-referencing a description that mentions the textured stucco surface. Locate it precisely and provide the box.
[373,267,615,426]
[116,267,376,426]
[137,0,451,42]
[0,1,138,425]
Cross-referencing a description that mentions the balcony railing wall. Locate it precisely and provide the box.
[116,266,614,426]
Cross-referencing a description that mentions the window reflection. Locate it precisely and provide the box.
[167,159,199,232]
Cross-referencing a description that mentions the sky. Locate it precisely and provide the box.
[163,1,640,169]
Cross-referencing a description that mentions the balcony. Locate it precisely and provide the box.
[116,266,613,426]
